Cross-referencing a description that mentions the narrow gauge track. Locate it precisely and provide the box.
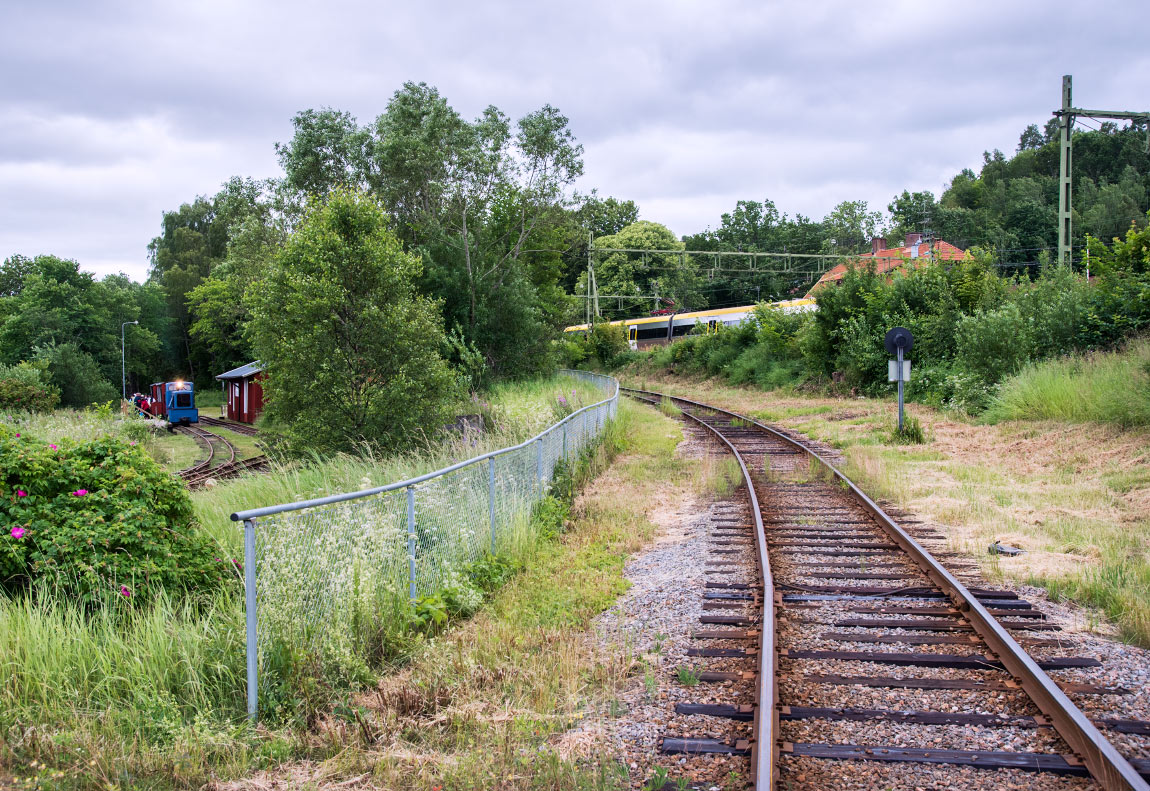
[175,424,268,488]
[623,388,1150,791]
[198,415,259,437]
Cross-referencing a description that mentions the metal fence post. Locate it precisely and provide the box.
[406,486,417,602]
[536,438,543,492]
[244,518,258,722]
[489,456,497,554]
[562,421,568,461]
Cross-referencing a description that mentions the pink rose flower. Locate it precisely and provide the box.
[48,444,57,450]
[16,490,26,498]
[10,526,25,539]
[72,489,88,497]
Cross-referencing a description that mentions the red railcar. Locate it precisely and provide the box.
[149,382,167,417]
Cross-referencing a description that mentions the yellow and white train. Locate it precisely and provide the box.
[564,298,816,350]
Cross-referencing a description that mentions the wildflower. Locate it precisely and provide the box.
[557,396,567,405]
[14,433,19,438]
[48,444,57,450]
[10,527,25,539]
[72,489,88,497]
[120,585,131,598]
[130,441,137,446]
[16,490,26,498]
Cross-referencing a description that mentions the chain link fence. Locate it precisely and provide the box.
[231,371,618,720]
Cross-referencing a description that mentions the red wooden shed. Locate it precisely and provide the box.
[215,362,265,424]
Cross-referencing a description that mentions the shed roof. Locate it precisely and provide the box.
[215,361,263,380]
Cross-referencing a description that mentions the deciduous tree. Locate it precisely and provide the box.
[246,190,457,454]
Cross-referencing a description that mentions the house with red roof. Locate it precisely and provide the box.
[805,233,968,297]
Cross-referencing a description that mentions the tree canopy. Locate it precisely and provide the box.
[246,190,457,455]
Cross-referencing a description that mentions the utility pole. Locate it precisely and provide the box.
[121,320,138,399]
[586,232,592,326]
[1057,76,1074,269]
[584,234,600,325]
[1054,75,1150,268]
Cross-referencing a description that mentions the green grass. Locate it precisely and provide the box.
[146,430,203,471]
[985,338,1150,426]
[751,404,832,420]
[324,397,692,788]
[0,374,635,789]
[196,389,225,410]
[0,589,259,789]
[1,396,683,790]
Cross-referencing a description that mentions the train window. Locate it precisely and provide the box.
[629,325,637,341]
[175,393,193,408]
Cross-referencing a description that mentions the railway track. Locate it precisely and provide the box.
[198,415,260,436]
[174,424,268,488]
[622,388,1150,791]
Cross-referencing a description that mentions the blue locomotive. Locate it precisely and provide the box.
[148,380,199,426]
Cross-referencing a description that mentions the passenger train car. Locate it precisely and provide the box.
[564,298,816,349]
[147,380,199,426]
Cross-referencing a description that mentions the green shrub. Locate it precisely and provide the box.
[0,425,227,602]
[559,336,591,368]
[589,321,629,366]
[0,363,59,413]
[955,303,1031,385]
[889,414,927,444]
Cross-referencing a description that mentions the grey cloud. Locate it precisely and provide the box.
[1,0,1148,279]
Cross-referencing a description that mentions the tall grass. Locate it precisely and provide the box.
[985,339,1150,426]
[0,588,255,786]
[191,374,606,547]
[0,373,618,787]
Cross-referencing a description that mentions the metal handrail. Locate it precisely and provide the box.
[231,371,618,522]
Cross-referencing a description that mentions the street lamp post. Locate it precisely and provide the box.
[121,321,139,400]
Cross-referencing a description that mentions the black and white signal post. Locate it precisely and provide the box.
[884,327,914,432]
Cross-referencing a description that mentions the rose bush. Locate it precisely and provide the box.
[0,424,227,603]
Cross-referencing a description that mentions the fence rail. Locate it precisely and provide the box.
[231,370,619,720]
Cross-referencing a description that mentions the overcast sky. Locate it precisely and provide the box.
[2,0,1148,281]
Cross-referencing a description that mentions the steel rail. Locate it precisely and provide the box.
[625,391,778,789]
[175,425,219,478]
[176,426,238,483]
[624,387,1148,791]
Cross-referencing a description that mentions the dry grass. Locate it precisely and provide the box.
[619,371,1150,646]
[213,397,705,789]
